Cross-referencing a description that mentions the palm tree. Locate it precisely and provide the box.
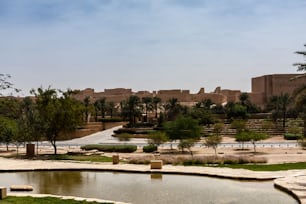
[121,96,141,127]
[142,97,152,122]
[152,97,161,119]
[165,98,181,121]
[95,97,106,119]
[267,93,292,129]
[293,44,306,138]
[83,96,91,123]
[106,101,115,118]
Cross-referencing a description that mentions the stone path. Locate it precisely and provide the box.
[0,157,306,203]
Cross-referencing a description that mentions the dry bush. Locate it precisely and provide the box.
[127,154,267,165]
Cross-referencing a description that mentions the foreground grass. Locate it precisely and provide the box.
[218,162,306,171]
[2,196,113,204]
[49,154,113,163]
[0,154,113,163]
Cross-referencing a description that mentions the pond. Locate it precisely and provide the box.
[0,171,298,204]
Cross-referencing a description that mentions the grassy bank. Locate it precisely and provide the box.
[48,154,113,163]
[218,162,306,171]
[1,196,113,204]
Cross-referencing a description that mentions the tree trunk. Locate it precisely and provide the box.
[155,107,158,118]
[252,141,256,153]
[36,140,39,155]
[52,141,57,155]
[6,144,9,152]
[303,116,306,138]
[283,110,286,129]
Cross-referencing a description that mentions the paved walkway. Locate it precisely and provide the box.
[0,157,306,203]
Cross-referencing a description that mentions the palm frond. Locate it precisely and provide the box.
[292,84,306,98]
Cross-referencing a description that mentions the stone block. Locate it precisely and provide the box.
[0,187,7,199]
[112,155,119,165]
[150,160,163,169]
[10,185,33,191]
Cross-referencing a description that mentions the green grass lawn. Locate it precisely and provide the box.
[48,154,113,163]
[218,162,306,171]
[0,154,114,163]
[1,196,113,204]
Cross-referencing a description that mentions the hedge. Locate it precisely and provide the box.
[114,128,153,135]
[284,133,301,140]
[81,144,137,153]
[143,145,157,153]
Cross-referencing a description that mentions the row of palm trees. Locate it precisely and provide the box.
[83,95,184,126]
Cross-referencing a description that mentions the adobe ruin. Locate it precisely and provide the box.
[72,74,306,108]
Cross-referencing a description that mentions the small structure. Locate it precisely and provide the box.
[10,185,33,191]
[26,144,35,157]
[0,187,7,199]
[112,155,119,165]
[150,160,163,169]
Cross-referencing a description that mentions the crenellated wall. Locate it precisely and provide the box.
[72,73,306,108]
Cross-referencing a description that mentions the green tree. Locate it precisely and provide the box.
[231,119,247,133]
[235,130,251,150]
[225,102,248,119]
[0,116,16,151]
[164,116,201,151]
[239,92,260,113]
[178,139,196,155]
[204,123,223,156]
[0,97,21,119]
[190,101,215,126]
[31,87,83,154]
[239,92,249,106]
[249,130,269,153]
[205,135,222,157]
[148,131,168,149]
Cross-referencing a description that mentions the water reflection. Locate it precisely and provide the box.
[0,171,298,204]
[19,171,83,195]
[150,173,163,180]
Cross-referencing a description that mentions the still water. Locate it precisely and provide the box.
[0,171,298,204]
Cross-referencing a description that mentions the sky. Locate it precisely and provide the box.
[1,0,306,96]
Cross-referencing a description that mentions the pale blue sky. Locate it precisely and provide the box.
[1,0,306,95]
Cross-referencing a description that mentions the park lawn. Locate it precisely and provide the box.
[1,196,113,204]
[49,154,113,163]
[218,162,306,171]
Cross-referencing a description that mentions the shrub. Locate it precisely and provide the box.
[81,144,137,153]
[143,145,157,153]
[284,133,301,140]
[127,155,267,165]
[298,137,306,149]
[114,128,153,135]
